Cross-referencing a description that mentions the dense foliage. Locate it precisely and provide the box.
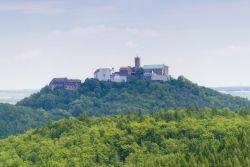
[17,77,250,117]
[1,77,249,138]
[0,104,70,139]
[1,108,250,167]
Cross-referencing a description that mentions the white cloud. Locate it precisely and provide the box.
[51,29,64,35]
[16,49,42,60]
[52,25,166,38]
[124,27,165,38]
[0,0,64,14]
[183,44,250,87]
[219,45,250,58]
[70,25,108,35]
[126,41,138,48]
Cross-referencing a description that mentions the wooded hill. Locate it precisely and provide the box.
[1,76,250,139]
[17,76,250,116]
[1,108,250,166]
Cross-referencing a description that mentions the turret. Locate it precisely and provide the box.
[134,56,141,70]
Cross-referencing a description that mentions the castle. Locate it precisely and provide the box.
[94,57,170,82]
[49,57,170,90]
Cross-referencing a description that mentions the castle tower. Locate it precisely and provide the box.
[134,56,141,70]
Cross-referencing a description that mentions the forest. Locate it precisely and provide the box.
[0,104,70,139]
[0,108,250,167]
[1,76,250,139]
[18,76,250,115]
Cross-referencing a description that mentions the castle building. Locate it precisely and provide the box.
[151,73,170,81]
[143,64,169,76]
[110,73,127,82]
[119,67,132,77]
[94,68,112,81]
[49,78,81,90]
[143,64,170,81]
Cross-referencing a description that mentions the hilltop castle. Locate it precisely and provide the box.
[49,57,170,90]
[94,57,170,82]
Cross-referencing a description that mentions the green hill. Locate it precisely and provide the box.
[18,76,250,116]
[1,108,250,167]
[1,76,250,139]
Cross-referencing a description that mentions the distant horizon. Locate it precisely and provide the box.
[0,89,38,91]
[1,81,250,105]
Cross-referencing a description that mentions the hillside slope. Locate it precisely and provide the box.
[1,108,250,167]
[0,104,70,139]
[1,76,250,139]
[18,76,250,116]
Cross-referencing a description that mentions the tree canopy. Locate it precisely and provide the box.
[1,77,250,139]
[0,108,250,167]
[17,77,250,116]
[0,104,70,139]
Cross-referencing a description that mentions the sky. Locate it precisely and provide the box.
[0,0,250,89]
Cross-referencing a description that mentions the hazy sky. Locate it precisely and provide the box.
[0,0,250,89]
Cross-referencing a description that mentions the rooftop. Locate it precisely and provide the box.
[143,64,167,69]
[120,66,132,69]
[51,78,68,82]
[50,78,81,83]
